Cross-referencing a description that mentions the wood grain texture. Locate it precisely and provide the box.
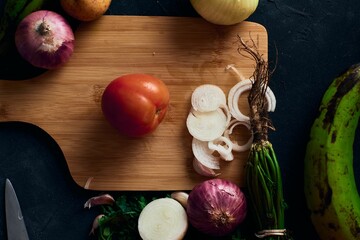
[0,16,267,191]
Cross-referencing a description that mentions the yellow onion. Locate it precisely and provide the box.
[190,0,259,25]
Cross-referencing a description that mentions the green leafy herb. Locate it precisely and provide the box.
[94,194,169,240]
[96,195,150,240]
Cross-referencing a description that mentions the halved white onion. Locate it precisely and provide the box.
[186,108,228,141]
[138,198,188,240]
[208,136,234,161]
[191,84,226,112]
[224,119,253,152]
[192,138,220,170]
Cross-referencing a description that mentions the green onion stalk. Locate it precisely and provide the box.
[238,37,290,239]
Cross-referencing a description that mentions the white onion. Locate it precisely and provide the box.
[192,137,220,170]
[224,119,253,152]
[190,0,259,25]
[228,79,276,121]
[186,107,228,141]
[208,136,234,161]
[228,79,252,122]
[191,84,227,112]
[15,10,75,69]
[138,198,188,240]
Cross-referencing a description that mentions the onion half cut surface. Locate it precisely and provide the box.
[138,198,188,240]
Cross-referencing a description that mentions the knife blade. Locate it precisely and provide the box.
[5,179,30,240]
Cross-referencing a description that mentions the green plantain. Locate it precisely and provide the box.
[304,63,360,239]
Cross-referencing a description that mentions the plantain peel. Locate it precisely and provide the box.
[304,63,360,240]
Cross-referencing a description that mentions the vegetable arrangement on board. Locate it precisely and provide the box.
[85,179,248,239]
[1,0,297,239]
[186,64,276,177]
[83,37,291,239]
[186,38,289,240]
[304,64,360,239]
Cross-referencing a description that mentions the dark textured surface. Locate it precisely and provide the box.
[1,0,360,239]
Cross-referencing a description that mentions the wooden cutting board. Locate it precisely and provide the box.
[0,16,267,191]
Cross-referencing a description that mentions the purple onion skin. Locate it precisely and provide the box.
[187,178,247,237]
[15,10,75,70]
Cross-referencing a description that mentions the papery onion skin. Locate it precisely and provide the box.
[190,0,259,25]
[193,158,221,177]
[15,10,75,70]
[187,178,247,236]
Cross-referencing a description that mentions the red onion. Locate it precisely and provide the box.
[15,10,75,69]
[186,178,247,236]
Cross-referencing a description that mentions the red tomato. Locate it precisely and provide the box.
[101,73,170,137]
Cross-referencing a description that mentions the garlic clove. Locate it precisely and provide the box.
[171,191,189,209]
[84,194,115,209]
[89,214,105,235]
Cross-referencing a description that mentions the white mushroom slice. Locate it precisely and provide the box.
[208,136,234,161]
[193,158,221,177]
[186,108,228,142]
[192,138,220,170]
[191,84,226,112]
[224,119,253,152]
